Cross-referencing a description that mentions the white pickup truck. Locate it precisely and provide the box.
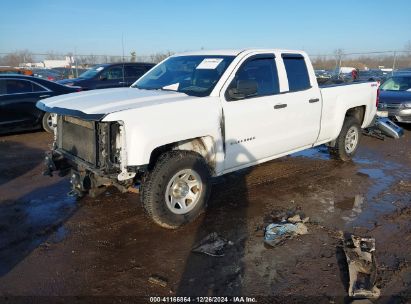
[37,49,379,228]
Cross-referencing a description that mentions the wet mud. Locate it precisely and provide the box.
[0,128,410,302]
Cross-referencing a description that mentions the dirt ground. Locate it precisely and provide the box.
[0,126,411,303]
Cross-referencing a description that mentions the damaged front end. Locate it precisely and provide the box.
[44,115,137,197]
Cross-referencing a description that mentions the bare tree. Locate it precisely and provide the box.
[45,51,60,60]
[0,50,33,66]
[130,51,137,62]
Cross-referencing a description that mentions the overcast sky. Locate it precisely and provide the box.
[1,0,410,56]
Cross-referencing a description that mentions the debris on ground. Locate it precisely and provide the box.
[343,235,380,299]
[264,216,309,247]
[148,275,168,287]
[191,232,233,257]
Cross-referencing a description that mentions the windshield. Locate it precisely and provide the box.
[132,55,235,97]
[380,76,411,91]
[78,65,105,79]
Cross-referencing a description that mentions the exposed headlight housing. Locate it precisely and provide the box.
[402,103,411,108]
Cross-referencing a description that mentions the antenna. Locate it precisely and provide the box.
[121,33,125,85]
[122,33,125,62]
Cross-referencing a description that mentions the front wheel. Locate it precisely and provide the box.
[42,112,54,133]
[329,116,361,161]
[141,150,211,229]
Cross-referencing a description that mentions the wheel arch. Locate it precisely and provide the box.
[148,136,217,173]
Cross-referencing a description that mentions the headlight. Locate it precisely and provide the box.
[402,103,411,108]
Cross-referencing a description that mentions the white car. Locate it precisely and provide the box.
[37,49,379,229]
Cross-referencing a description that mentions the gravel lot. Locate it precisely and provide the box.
[0,127,411,303]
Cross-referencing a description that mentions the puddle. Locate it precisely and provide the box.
[292,146,331,160]
[0,180,77,276]
[48,226,69,243]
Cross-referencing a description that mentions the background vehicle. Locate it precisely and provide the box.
[38,49,378,229]
[51,67,88,80]
[0,67,33,76]
[357,69,388,83]
[0,75,80,134]
[32,68,64,81]
[378,74,411,123]
[56,62,155,90]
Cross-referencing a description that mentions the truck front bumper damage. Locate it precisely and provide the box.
[43,115,140,197]
[44,149,136,198]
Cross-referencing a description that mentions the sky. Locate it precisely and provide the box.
[1,0,410,57]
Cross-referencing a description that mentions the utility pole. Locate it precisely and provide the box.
[392,51,397,75]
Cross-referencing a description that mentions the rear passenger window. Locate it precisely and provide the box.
[6,80,33,94]
[125,66,146,78]
[32,82,46,92]
[282,54,311,91]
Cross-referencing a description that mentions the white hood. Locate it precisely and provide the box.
[37,88,194,119]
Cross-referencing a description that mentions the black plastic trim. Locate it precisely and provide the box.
[281,53,304,59]
[36,102,105,121]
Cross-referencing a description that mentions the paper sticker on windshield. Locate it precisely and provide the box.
[196,58,223,70]
[96,67,104,71]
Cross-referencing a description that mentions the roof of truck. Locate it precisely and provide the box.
[174,49,306,57]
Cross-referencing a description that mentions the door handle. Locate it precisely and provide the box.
[40,95,50,98]
[309,98,320,103]
[118,81,127,85]
[274,104,287,109]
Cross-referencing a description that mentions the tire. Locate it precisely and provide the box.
[42,112,54,133]
[141,150,211,229]
[329,116,361,161]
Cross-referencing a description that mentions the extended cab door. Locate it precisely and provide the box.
[272,53,322,151]
[221,52,321,171]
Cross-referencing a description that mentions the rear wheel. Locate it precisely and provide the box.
[42,112,54,133]
[329,116,361,161]
[141,150,211,229]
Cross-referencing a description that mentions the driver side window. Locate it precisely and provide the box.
[226,57,279,101]
[100,66,123,80]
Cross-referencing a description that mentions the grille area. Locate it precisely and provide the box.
[385,103,402,109]
[58,116,97,165]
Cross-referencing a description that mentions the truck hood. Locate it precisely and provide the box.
[379,90,411,104]
[36,88,194,120]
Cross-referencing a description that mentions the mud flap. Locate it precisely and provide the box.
[343,235,380,299]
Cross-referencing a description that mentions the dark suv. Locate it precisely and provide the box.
[57,62,155,90]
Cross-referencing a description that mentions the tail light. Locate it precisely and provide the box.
[376,87,380,108]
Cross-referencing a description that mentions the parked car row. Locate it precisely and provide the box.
[0,62,155,134]
[57,62,155,90]
[0,75,81,134]
[378,73,411,123]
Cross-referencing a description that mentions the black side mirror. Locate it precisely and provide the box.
[99,75,107,81]
[227,79,258,100]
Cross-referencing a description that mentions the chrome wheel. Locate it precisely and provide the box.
[165,169,202,215]
[46,114,53,129]
[345,126,359,154]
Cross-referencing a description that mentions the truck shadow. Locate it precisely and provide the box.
[176,142,256,296]
[0,140,44,186]
[0,180,78,276]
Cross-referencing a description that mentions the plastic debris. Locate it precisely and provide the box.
[343,235,380,299]
[264,222,308,247]
[192,233,231,257]
[287,214,302,223]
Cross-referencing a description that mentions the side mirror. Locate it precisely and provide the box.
[227,79,258,100]
[99,75,107,81]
